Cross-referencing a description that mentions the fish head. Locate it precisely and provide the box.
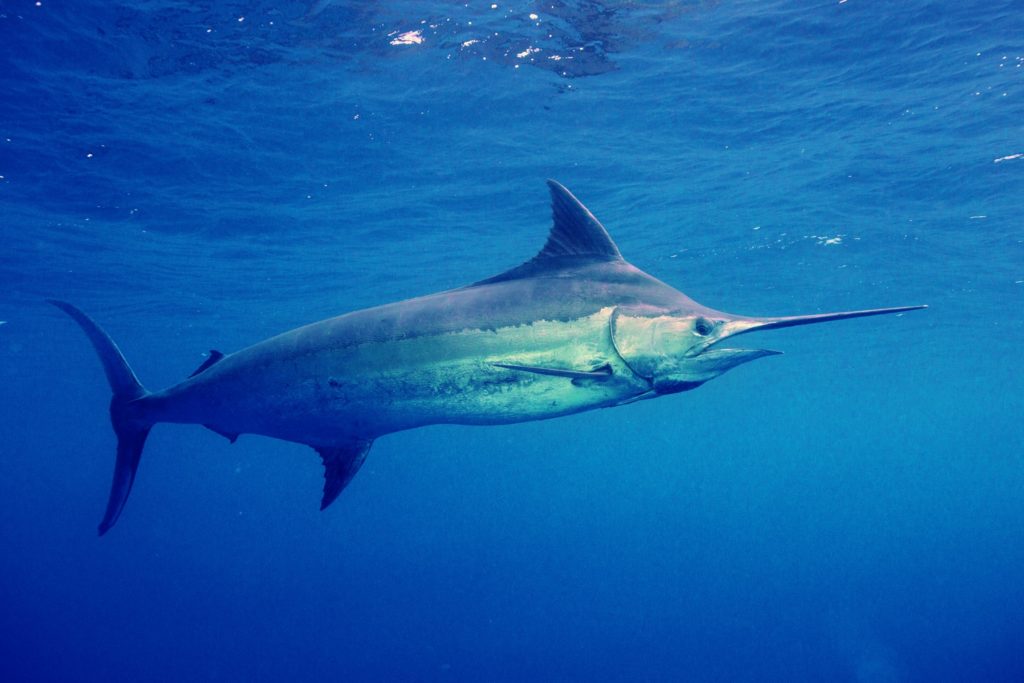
[611,303,926,395]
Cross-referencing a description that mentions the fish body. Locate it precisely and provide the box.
[52,181,924,533]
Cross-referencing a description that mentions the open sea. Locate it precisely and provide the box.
[2,1,1023,681]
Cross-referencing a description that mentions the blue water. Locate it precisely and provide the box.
[2,1,1023,680]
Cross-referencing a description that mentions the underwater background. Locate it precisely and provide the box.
[2,1,1023,680]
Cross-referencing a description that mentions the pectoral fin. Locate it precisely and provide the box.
[315,439,373,510]
[492,362,612,380]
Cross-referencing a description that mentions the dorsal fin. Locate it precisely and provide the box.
[470,180,624,286]
[539,180,622,261]
[189,349,225,378]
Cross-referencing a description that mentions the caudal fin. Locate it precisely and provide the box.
[49,300,151,535]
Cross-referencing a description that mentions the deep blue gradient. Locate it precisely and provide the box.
[2,1,1022,681]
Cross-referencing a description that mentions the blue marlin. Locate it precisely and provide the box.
[52,181,925,534]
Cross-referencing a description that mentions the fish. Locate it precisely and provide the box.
[51,180,925,534]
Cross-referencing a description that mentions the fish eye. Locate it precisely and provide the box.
[694,317,714,336]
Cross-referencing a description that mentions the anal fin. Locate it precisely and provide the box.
[315,439,373,510]
[203,424,238,444]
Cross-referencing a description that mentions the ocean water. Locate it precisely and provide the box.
[2,0,1023,680]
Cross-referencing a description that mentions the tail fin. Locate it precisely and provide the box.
[49,300,151,535]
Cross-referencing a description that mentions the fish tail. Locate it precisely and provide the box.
[49,300,152,535]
